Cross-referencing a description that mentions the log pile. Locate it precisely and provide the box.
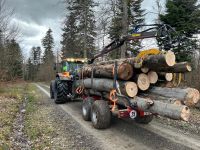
[77,50,199,121]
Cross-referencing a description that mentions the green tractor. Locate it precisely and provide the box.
[50,58,86,103]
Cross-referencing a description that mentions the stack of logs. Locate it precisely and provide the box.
[77,51,199,121]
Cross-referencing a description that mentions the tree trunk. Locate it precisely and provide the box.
[134,73,150,91]
[153,62,192,73]
[142,51,175,68]
[130,97,190,121]
[147,71,158,84]
[82,62,133,80]
[140,93,182,105]
[148,87,200,107]
[94,51,175,70]
[158,72,173,81]
[76,78,138,97]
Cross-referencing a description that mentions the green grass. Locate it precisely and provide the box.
[0,83,56,149]
[24,84,55,149]
[0,82,26,148]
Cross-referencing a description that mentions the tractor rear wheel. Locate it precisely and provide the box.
[54,80,70,104]
[82,97,94,121]
[91,100,111,129]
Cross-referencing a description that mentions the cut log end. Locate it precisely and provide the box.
[147,71,158,84]
[165,51,176,66]
[173,100,182,105]
[125,82,138,97]
[184,88,200,106]
[141,67,149,73]
[181,106,190,121]
[186,64,192,72]
[137,73,150,91]
[118,62,133,80]
[165,73,173,81]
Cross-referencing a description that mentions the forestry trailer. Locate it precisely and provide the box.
[50,24,196,129]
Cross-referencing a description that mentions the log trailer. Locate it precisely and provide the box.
[50,24,195,129]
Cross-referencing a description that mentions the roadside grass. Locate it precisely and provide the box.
[24,84,55,149]
[0,82,26,149]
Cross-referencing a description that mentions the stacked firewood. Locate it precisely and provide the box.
[77,51,199,121]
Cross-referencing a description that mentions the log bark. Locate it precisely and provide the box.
[142,51,176,68]
[195,102,200,109]
[134,73,150,91]
[130,97,190,121]
[94,51,175,70]
[76,78,138,98]
[147,71,158,84]
[153,62,192,73]
[140,93,182,105]
[158,73,173,81]
[94,57,136,66]
[85,89,190,121]
[82,62,133,80]
[148,87,200,107]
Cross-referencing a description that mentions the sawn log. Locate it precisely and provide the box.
[148,87,200,106]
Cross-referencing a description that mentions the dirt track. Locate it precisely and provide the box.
[36,83,200,150]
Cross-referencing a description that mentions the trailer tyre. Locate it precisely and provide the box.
[54,80,70,104]
[91,100,111,129]
[50,80,55,99]
[135,114,153,124]
[82,97,94,121]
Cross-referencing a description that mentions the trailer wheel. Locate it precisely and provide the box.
[54,80,70,104]
[135,115,153,124]
[82,97,94,121]
[91,100,111,129]
[50,80,55,99]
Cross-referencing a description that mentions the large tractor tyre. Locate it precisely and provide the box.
[82,97,94,121]
[134,115,153,124]
[50,80,55,99]
[91,100,111,129]
[54,80,70,104]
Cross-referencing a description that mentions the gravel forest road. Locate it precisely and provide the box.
[35,83,200,150]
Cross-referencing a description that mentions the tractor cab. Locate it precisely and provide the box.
[56,58,87,80]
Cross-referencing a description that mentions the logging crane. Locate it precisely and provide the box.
[49,24,192,129]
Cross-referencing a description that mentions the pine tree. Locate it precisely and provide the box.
[109,0,123,40]
[108,0,145,58]
[28,46,42,80]
[129,0,145,56]
[61,0,97,59]
[77,0,97,58]
[5,39,23,80]
[129,0,144,27]
[40,28,55,81]
[26,58,34,80]
[160,0,200,62]
[42,28,54,63]
[61,0,80,58]
[31,46,41,65]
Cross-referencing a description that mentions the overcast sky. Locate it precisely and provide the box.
[6,0,165,58]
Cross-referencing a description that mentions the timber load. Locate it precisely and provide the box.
[76,50,199,122]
